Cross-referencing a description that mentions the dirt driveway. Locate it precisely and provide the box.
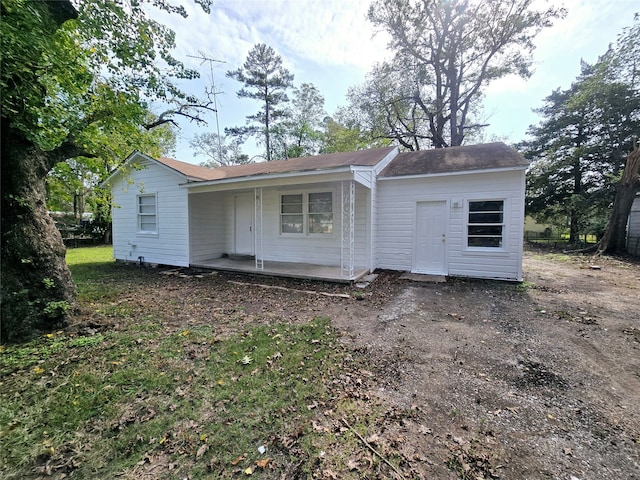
[328,250,640,479]
[84,248,639,478]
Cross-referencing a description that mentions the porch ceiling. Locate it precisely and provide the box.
[191,257,368,284]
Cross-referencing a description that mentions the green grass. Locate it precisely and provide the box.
[0,317,346,478]
[66,246,127,302]
[0,246,359,478]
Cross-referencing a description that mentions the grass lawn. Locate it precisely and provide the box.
[0,247,386,479]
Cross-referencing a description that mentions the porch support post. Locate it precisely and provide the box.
[341,180,355,279]
[254,187,264,270]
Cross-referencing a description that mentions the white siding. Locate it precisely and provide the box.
[377,170,526,281]
[111,160,190,266]
[628,196,640,257]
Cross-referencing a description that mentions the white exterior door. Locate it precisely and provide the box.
[413,201,447,275]
[234,193,254,255]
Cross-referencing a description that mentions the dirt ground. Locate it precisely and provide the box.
[328,249,640,479]
[79,248,640,478]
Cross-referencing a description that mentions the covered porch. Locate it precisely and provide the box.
[190,256,369,283]
[187,173,374,281]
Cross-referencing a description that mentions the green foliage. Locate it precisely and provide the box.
[273,83,327,158]
[521,17,640,243]
[1,0,211,341]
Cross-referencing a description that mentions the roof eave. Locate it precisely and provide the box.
[181,165,358,189]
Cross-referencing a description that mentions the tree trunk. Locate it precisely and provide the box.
[597,141,640,255]
[1,122,77,343]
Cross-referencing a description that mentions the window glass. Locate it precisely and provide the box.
[138,194,157,233]
[308,192,333,234]
[280,192,333,235]
[467,200,503,248]
[281,194,303,233]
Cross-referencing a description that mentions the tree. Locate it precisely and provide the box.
[522,17,640,246]
[226,43,294,161]
[343,63,429,150]
[595,15,640,254]
[1,0,213,342]
[321,107,392,154]
[190,132,251,167]
[597,142,640,254]
[273,83,327,158]
[367,0,565,148]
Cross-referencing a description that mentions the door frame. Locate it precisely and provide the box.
[412,199,449,275]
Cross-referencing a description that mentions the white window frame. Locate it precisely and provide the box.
[466,199,505,249]
[137,193,158,235]
[279,190,334,236]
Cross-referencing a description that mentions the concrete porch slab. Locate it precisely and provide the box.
[191,257,368,283]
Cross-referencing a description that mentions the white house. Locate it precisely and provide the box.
[106,142,528,282]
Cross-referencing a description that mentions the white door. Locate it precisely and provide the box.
[234,193,254,255]
[413,201,447,275]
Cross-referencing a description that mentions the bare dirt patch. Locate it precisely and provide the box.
[71,249,640,478]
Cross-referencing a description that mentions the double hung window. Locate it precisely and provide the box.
[137,194,157,234]
[280,192,333,235]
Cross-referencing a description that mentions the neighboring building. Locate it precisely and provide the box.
[105,142,528,282]
[628,194,640,257]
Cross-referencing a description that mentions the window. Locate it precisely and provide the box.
[467,200,504,248]
[308,192,333,234]
[280,191,333,235]
[137,194,157,234]
[281,194,303,233]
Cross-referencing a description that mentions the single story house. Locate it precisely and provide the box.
[106,142,528,282]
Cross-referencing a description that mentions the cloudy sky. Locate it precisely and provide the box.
[149,0,637,163]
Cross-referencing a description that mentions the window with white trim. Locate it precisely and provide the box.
[137,194,157,234]
[280,191,333,235]
[467,200,504,248]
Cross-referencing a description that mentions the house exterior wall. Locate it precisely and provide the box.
[187,182,370,269]
[111,159,190,266]
[628,195,640,257]
[376,169,526,281]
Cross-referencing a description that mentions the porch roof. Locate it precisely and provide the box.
[157,147,397,184]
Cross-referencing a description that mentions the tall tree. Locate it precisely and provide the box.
[226,43,294,161]
[367,0,565,148]
[595,15,640,254]
[273,83,326,158]
[522,47,640,244]
[190,132,251,167]
[1,0,213,342]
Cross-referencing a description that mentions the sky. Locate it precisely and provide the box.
[148,0,638,164]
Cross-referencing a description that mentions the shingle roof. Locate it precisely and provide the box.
[379,142,528,177]
[156,147,397,182]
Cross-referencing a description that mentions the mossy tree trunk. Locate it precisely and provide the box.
[1,122,80,343]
